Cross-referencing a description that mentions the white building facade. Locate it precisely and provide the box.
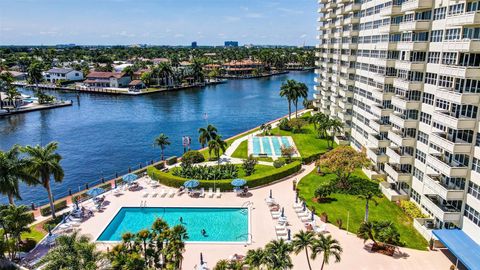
[315,0,480,244]
[44,68,83,83]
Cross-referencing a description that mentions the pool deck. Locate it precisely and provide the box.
[66,163,455,270]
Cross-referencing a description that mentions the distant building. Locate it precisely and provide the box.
[84,72,131,88]
[151,58,170,65]
[224,41,239,47]
[222,60,264,77]
[113,63,133,72]
[128,80,146,91]
[191,41,198,48]
[0,70,27,81]
[43,68,83,83]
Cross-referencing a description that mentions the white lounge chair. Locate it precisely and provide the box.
[293,201,304,209]
[275,224,286,231]
[199,188,205,198]
[276,228,288,236]
[142,192,149,198]
[215,188,221,198]
[271,211,281,219]
[297,210,310,217]
[159,188,167,197]
[152,193,158,198]
[168,189,175,197]
[207,188,214,198]
[314,223,327,234]
[295,207,307,213]
[301,216,313,222]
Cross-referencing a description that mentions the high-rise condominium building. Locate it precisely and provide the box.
[315,0,480,251]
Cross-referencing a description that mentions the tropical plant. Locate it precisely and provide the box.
[23,142,64,218]
[293,82,308,118]
[198,124,218,148]
[0,205,35,260]
[281,146,296,163]
[208,135,227,163]
[181,150,205,165]
[399,201,428,219]
[242,155,258,176]
[314,184,333,202]
[154,133,171,161]
[245,248,266,269]
[0,145,36,204]
[311,234,343,270]
[280,79,297,120]
[358,191,380,222]
[260,123,272,135]
[38,232,105,270]
[263,239,293,269]
[27,61,44,91]
[326,118,343,148]
[357,221,402,247]
[288,118,307,133]
[278,118,292,131]
[316,146,370,189]
[0,72,15,110]
[172,163,238,180]
[292,230,316,270]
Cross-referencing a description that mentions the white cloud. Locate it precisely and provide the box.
[276,7,304,15]
[245,13,263,18]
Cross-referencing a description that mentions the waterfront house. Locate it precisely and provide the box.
[43,68,83,83]
[128,80,146,91]
[222,60,264,77]
[84,71,131,88]
[0,92,24,108]
[1,70,27,81]
[152,58,170,65]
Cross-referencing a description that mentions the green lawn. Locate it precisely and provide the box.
[22,224,47,242]
[231,140,248,159]
[297,170,428,250]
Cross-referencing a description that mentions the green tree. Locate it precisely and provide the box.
[292,230,316,270]
[293,82,308,118]
[154,133,171,161]
[242,154,258,176]
[0,72,15,110]
[264,239,293,270]
[191,59,205,83]
[208,136,228,163]
[198,124,218,148]
[0,145,36,204]
[280,79,297,120]
[245,248,265,269]
[27,61,44,91]
[140,71,152,87]
[358,191,379,222]
[311,234,343,270]
[23,142,65,218]
[39,232,104,270]
[357,221,402,247]
[1,205,35,260]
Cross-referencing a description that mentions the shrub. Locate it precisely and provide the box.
[330,176,382,196]
[39,200,67,217]
[314,183,333,201]
[166,156,177,165]
[278,118,292,131]
[273,159,286,168]
[181,150,205,165]
[400,201,428,219]
[154,162,165,170]
[19,238,37,252]
[281,146,296,163]
[172,163,238,180]
[242,155,258,176]
[289,118,307,133]
[42,215,64,231]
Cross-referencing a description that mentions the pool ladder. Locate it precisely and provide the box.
[236,233,253,242]
[241,201,253,214]
[140,200,147,207]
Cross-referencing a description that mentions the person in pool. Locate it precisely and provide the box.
[179,217,183,223]
[201,229,207,236]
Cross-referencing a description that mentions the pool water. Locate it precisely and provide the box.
[97,207,249,243]
[250,136,294,157]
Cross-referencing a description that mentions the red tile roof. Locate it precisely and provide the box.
[86,71,126,79]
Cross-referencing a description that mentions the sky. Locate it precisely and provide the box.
[0,0,317,46]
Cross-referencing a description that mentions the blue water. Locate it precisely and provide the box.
[0,71,315,205]
[281,136,291,148]
[252,137,261,154]
[97,207,249,242]
[261,137,272,155]
[271,137,282,156]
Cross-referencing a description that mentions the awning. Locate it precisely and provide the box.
[433,229,480,270]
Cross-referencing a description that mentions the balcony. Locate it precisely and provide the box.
[439,65,480,78]
[340,54,356,62]
[338,88,353,97]
[338,99,353,110]
[401,0,432,12]
[325,1,337,10]
[435,88,480,105]
[378,24,400,33]
[380,181,409,201]
[334,135,350,146]
[370,104,392,117]
[446,11,480,26]
[367,148,388,163]
[341,42,358,50]
[426,153,469,178]
[424,174,465,201]
[429,132,472,153]
[394,60,426,72]
[393,78,423,91]
[379,5,402,17]
[368,133,390,148]
[413,218,438,240]
[338,111,352,121]
[391,95,421,110]
[343,16,360,24]
[422,195,462,222]
[399,20,431,32]
[363,167,386,181]
[386,147,414,164]
[370,119,392,133]
[439,40,480,52]
[432,110,477,130]
[396,41,429,51]
[389,112,418,129]
[387,129,416,147]
[385,163,412,183]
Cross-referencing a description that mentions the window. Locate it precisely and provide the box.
[425,73,438,85]
[411,189,421,204]
[463,28,480,40]
[415,149,426,163]
[436,99,450,110]
[427,52,441,63]
[417,131,429,145]
[420,112,432,124]
[445,28,461,41]
[442,52,458,65]
[448,3,465,16]
[455,78,480,93]
[433,7,446,20]
[413,167,424,182]
[467,1,480,12]
[468,181,480,200]
[472,157,480,173]
[464,204,480,228]
[439,75,454,88]
[430,30,443,42]
[459,53,480,67]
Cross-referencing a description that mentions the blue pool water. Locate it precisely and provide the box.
[251,136,293,157]
[261,137,272,155]
[97,207,249,242]
[281,137,291,148]
[252,137,262,154]
[271,137,282,156]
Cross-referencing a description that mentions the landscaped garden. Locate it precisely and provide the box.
[297,169,428,250]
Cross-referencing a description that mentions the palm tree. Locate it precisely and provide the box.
[208,136,227,163]
[358,191,379,222]
[0,145,36,204]
[198,124,218,148]
[280,79,297,120]
[293,82,309,118]
[191,59,205,83]
[292,230,316,270]
[245,248,265,269]
[27,61,44,92]
[357,221,377,245]
[5,87,21,108]
[1,205,35,260]
[264,239,293,270]
[0,72,15,110]
[327,118,343,148]
[23,142,64,218]
[311,234,342,270]
[39,232,104,270]
[154,133,170,161]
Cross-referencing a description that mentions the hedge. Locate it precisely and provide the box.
[40,200,68,217]
[301,152,326,164]
[147,161,302,190]
[166,156,178,165]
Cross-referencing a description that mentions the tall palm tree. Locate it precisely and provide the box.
[264,239,293,270]
[293,82,308,118]
[191,59,204,83]
[23,142,64,218]
[245,248,265,269]
[0,72,15,110]
[1,205,35,260]
[292,230,316,270]
[154,133,170,161]
[357,221,377,245]
[327,118,343,148]
[0,145,36,204]
[208,136,227,163]
[311,234,342,270]
[280,79,297,120]
[358,191,379,222]
[27,61,44,92]
[198,124,218,148]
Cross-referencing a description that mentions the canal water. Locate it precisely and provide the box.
[0,71,315,205]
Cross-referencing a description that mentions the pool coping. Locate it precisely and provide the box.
[95,205,252,245]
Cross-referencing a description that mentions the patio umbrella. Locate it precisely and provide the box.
[269,189,272,199]
[295,192,298,203]
[281,207,285,217]
[303,201,306,212]
[311,209,315,222]
[287,229,291,241]
[200,252,204,265]
[184,180,200,188]
[231,178,246,187]
[86,187,105,197]
[122,173,138,184]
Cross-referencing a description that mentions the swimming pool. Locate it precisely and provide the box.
[97,207,250,243]
[248,136,298,158]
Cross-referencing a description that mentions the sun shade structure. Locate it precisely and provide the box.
[184,180,200,188]
[86,187,105,197]
[122,173,138,183]
[432,229,480,270]
[231,178,247,187]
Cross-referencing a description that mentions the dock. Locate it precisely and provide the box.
[0,100,73,117]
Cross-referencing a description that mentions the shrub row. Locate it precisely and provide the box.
[40,200,67,217]
[166,156,178,165]
[148,161,302,190]
[301,152,325,164]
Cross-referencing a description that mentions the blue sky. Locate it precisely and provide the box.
[0,0,317,46]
